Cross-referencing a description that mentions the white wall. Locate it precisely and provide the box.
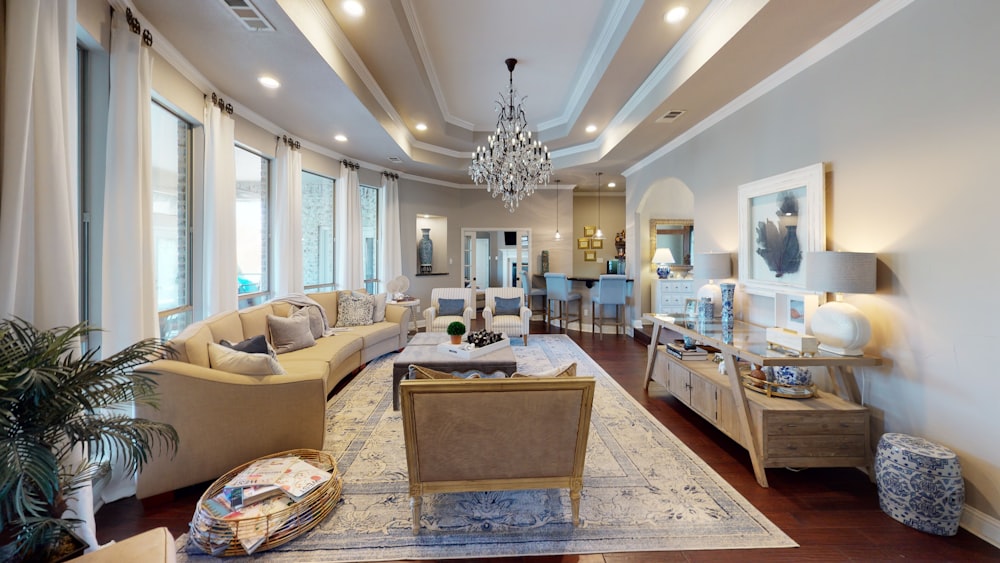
[626,0,1000,530]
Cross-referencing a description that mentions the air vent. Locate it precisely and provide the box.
[388,156,402,163]
[218,0,274,31]
[656,110,686,123]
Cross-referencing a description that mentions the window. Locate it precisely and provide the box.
[302,171,335,292]
[360,185,380,293]
[234,146,270,306]
[151,102,193,338]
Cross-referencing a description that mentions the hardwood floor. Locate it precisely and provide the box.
[96,320,999,561]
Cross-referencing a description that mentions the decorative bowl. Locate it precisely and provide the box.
[771,366,812,387]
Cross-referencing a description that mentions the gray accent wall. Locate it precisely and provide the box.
[625,0,1000,526]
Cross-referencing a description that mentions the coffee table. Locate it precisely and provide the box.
[392,332,517,410]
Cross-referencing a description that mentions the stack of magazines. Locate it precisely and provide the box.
[665,340,708,360]
[199,455,333,554]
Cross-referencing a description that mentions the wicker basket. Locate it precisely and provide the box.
[189,449,342,557]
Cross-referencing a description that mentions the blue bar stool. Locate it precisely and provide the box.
[543,273,581,331]
[591,274,627,338]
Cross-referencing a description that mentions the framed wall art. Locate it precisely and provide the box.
[591,238,604,249]
[584,250,597,262]
[774,292,821,334]
[738,162,826,295]
[577,238,590,250]
[583,225,596,237]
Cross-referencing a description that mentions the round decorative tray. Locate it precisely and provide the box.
[740,374,816,399]
[190,449,341,557]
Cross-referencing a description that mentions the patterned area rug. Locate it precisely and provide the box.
[176,335,795,561]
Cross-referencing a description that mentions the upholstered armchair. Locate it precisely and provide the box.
[423,287,475,333]
[483,287,532,345]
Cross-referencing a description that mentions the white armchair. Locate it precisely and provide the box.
[483,287,532,345]
[423,288,475,333]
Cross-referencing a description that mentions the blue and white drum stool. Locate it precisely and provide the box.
[875,433,964,536]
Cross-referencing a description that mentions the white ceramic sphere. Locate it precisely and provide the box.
[811,301,871,355]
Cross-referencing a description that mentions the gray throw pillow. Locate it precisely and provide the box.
[494,296,521,316]
[267,310,316,354]
[437,298,465,317]
[337,292,374,327]
[372,292,387,323]
[293,305,325,339]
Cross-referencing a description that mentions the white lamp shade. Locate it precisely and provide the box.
[806,252,876,294]
[694,252,731,280]
[651,247,675,265]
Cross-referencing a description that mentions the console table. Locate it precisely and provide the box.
[642,314,882,487]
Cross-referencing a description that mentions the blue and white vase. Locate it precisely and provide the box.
[720,282,735,331]
[697,297,714,322]
[418,228,433,273]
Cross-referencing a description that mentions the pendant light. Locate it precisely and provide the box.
[554,179,562,240]
[594,172,605,239]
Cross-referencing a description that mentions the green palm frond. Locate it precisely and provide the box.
[0,317,178,560]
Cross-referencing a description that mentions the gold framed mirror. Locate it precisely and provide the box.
[650,219,694,272]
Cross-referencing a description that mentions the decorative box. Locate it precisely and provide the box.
[765,327,819,356]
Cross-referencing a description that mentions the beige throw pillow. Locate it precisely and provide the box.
[207,342,285,375]
[267,310,316,354]
[408,364,481,380]
[293,305,325,339]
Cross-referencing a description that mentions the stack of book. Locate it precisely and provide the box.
[665,340,709,360]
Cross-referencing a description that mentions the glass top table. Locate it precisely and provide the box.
[643,313,882,368]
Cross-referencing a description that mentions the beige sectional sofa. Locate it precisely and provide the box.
[135,290,410,499]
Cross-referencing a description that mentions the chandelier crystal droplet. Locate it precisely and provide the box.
[469,58,552,212]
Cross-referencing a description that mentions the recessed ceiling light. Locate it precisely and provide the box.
[343,0,364,17]
[334,134,348,142]
[585,124,597,133]
[258,75,280,89]
[608,182,616,188]
[664,6,689,24]
[415,123,428,131]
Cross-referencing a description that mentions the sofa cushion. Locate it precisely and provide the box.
[183,324,214,368]
[337,292,374,327]
[239,304,275,340]
[207,311,245,345]
[280,333,363,377]
[437,298,465,316]
[267,309,316,354]
[344,321,400,349]
[220,334,272,356]
[207,342,285,375]
[308,291,339,322]
[494,296,522,316]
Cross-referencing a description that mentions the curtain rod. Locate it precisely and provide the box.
[342,160,360,171]
[382,171,399,180]
[125,8,154,47]
[208,93,234,115]
[279,135,300,150]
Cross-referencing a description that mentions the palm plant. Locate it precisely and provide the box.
[0,317,178,561]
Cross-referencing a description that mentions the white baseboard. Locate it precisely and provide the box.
[961,504,1000,548]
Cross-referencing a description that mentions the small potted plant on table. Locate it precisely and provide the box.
[446,321,466,345]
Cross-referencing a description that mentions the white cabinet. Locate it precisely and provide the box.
[652,279,694,314]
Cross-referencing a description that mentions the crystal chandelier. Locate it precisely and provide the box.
[469,58,552,212]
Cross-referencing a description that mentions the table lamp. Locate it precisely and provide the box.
[806,251,877,356]
[694,252,732,317]
[651,248,676,279]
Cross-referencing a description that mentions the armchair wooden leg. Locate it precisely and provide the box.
[411,495,422,534]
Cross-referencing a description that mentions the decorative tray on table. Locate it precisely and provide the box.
[740,373,817,399]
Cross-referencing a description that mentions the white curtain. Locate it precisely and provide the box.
[202,99,237,315]
[0,0,79,327]
[379,174,402,292]
[97,9,157,506]
[273,143,303,297]
[335,163,363,290]
[0,0,95,550]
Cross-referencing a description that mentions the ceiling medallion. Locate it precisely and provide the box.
[469,58,552,213]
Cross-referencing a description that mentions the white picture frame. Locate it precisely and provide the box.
[738,162,827,296]
[773,292,822,335]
